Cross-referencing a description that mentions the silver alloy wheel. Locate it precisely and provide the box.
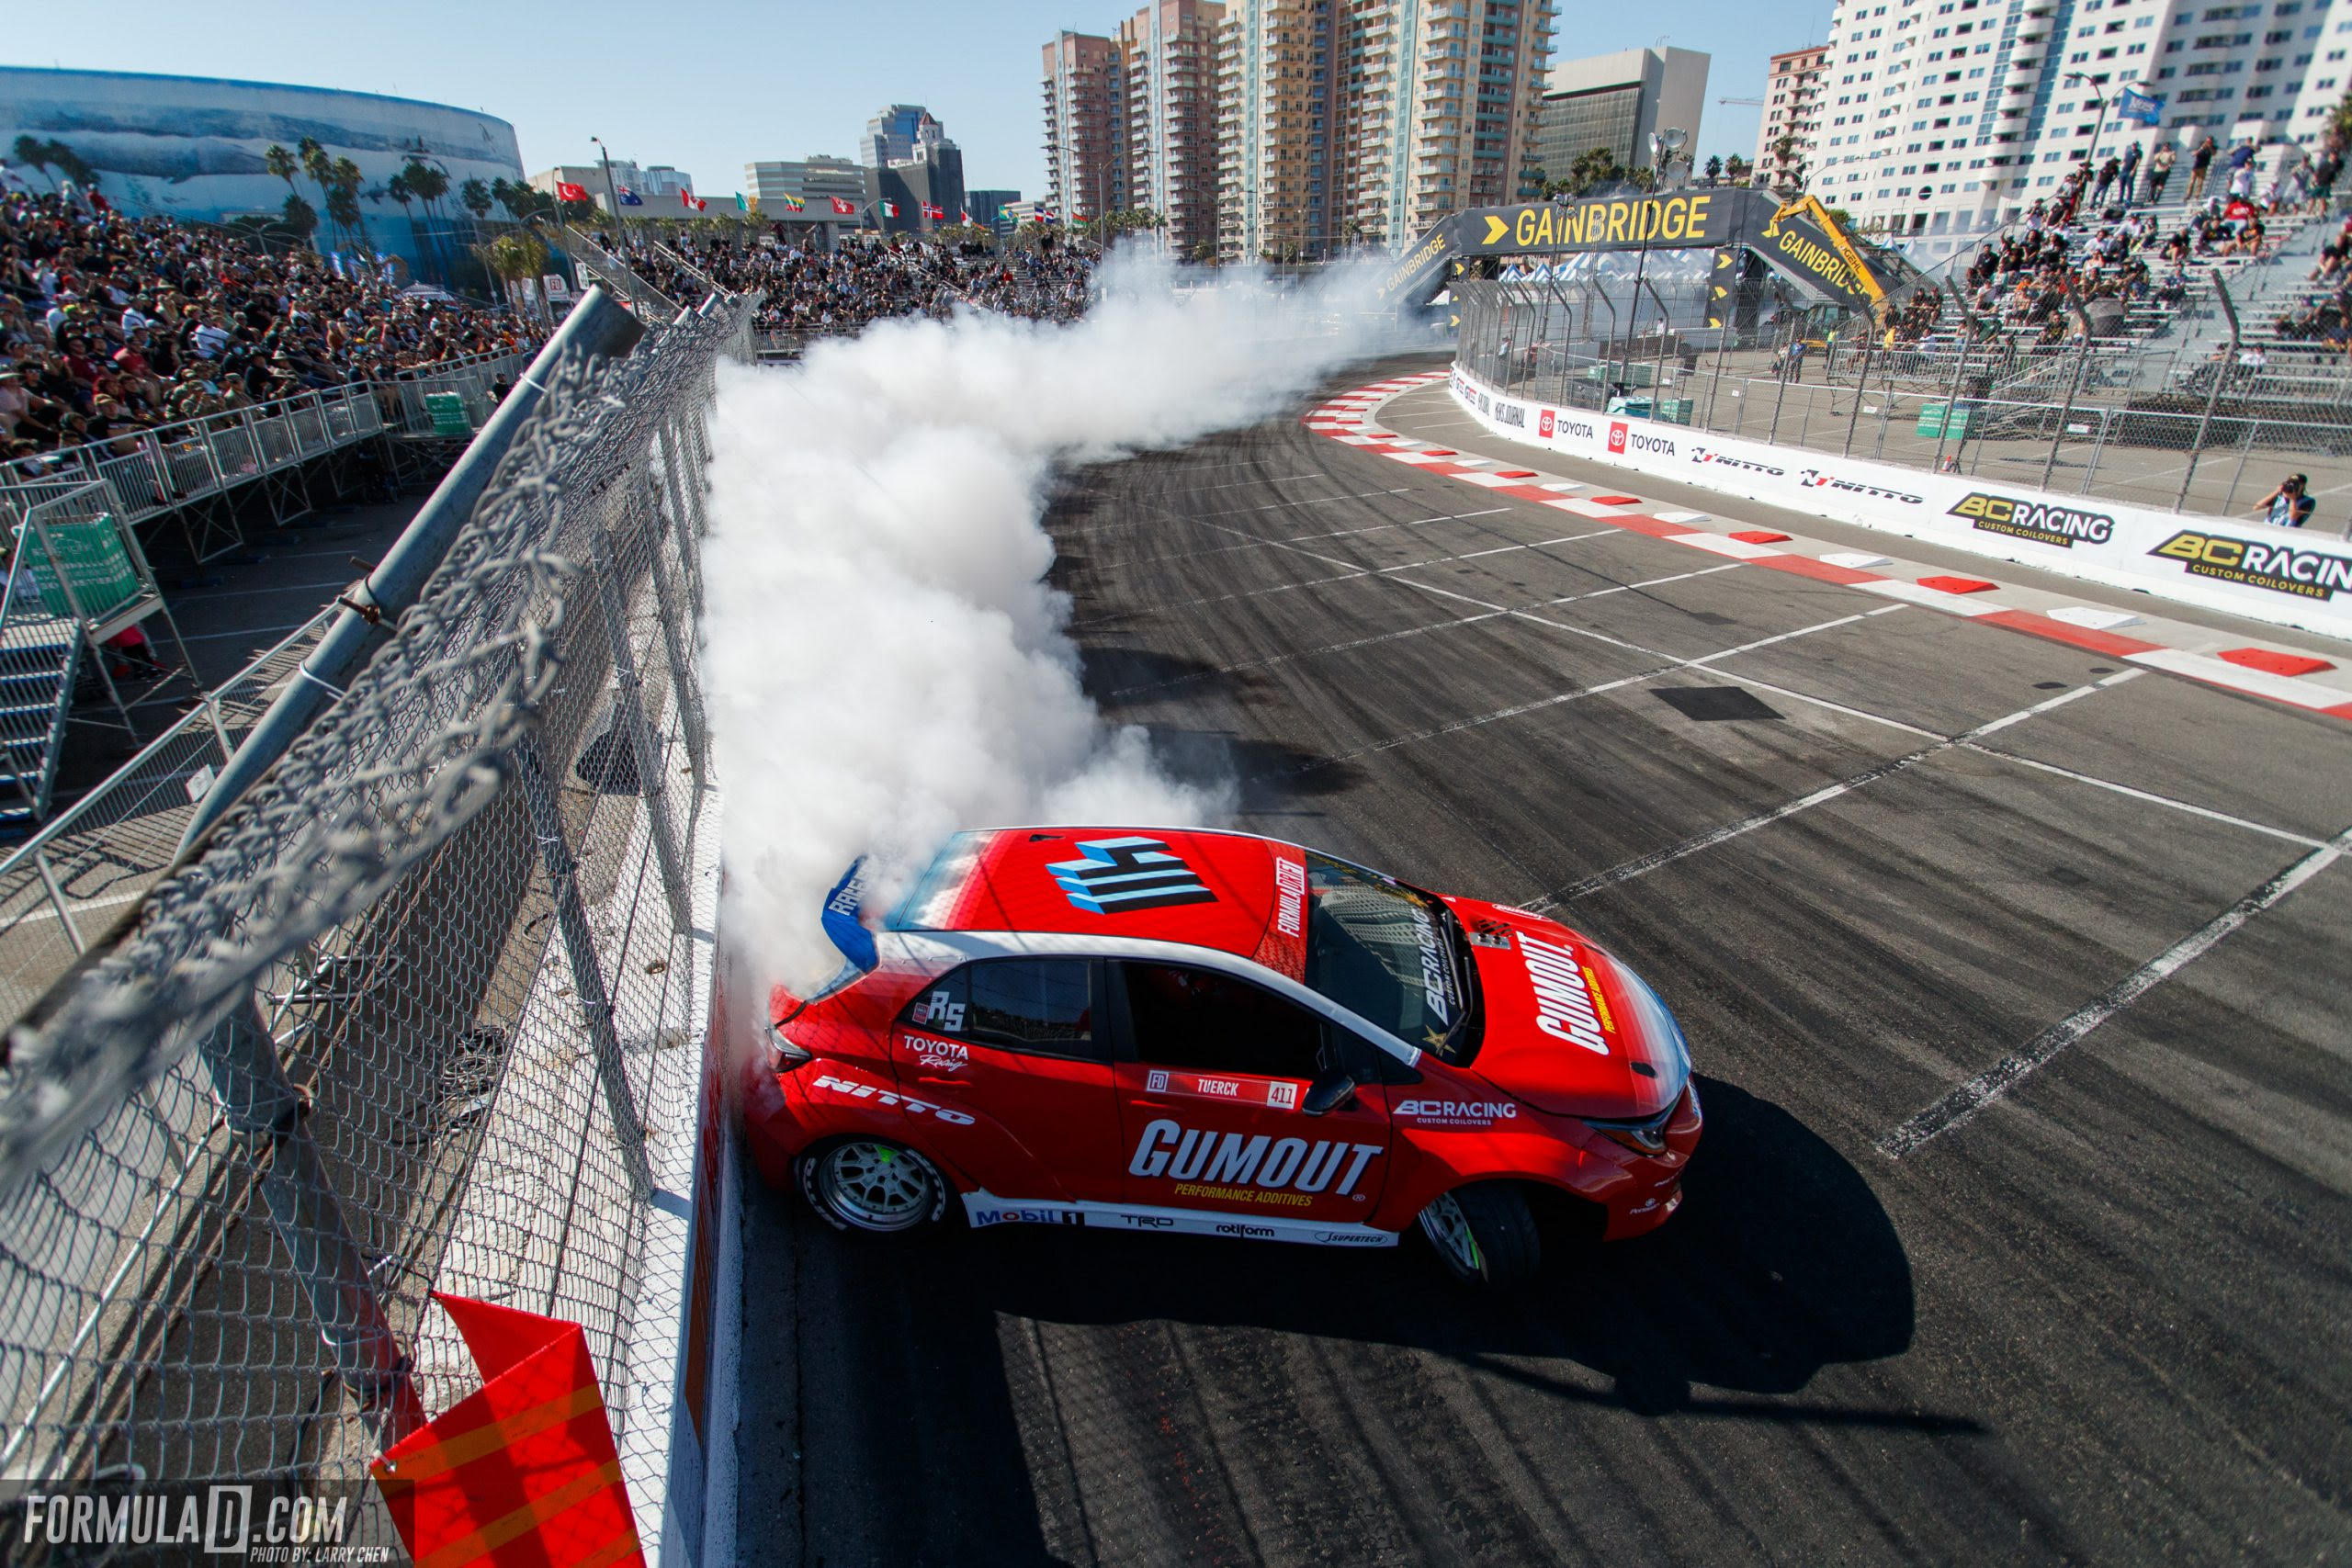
[1419,1191,1484,1278]
[814,1141,936,1232]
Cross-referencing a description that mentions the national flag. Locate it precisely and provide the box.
[959,209,973,223]
[692,196,708,212]
[922,202,944,220]
[735,192,751,212]
[555,182,590,203]
[881,201,900,218]
[829,196,856,215]
[616,185,642,207]
[775,192,806,212]
[681,188,695,208]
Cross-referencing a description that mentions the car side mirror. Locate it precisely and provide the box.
[1302,1067,1358,1117]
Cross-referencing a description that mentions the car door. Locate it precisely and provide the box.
[1111,961,1393,1225]
[889,957,1124,1203]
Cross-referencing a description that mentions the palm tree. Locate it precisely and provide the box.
[460,177,492,221]
[475,228,552,320]
[333,157,372,248]
[10,135,53,190]
[265,142,299,197]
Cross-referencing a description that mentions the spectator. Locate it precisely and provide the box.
[2253,473,2315,528]
[2187,136,2218,201]
[2146,143,2177,206]
[2119,142,2143,207]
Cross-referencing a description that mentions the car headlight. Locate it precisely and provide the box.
[767,1019,812,1072]
[1580,1105,1674,1156]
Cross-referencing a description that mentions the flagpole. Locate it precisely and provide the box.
[591,136,627,253]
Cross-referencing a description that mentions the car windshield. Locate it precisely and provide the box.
[1301,852,1480,1064]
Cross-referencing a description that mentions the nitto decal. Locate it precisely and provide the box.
[1950,491,2113,547]
[911,990,966,1032]
[1144,1067,1301,1111]
[1797,468,1922,504]
[2150,530,2352,601]
[1396,1098,1520,1127]
[1127,1119,1383,1198]
[1273,856,1306,938]
[1690,446,1786,477]
[1518,934,1611,1055]
[1047,835,1216,913]
[810,1072,978,1125]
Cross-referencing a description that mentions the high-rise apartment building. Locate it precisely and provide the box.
[1116,0,1228,256]
[1805,0,2351,261]
[1214,0,1556,262]
[1529,46,1711,185]
[1755,44,1831,189]
[1046,0,1554,261]
[1045,31,1125,220]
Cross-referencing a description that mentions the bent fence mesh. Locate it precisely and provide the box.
[0,294,744,1548]
[1453,275,2352,527]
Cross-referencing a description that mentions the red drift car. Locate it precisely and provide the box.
[747,828,1701,1287]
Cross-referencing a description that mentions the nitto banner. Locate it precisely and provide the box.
[1445,366,2352,641]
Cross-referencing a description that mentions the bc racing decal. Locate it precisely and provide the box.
[1951,491,2113,547]
[2150,530,2352,601]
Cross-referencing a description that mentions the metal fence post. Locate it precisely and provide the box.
[511,733,656,1201]
[198,991,422,1429]
[31,849,84,955]
[2174,274,2239,513]
[638,481,710,799]
[1931,285,1975,474]
[2040,289,2096,491]
[1843,326,1877,457]
[589,507,695,936]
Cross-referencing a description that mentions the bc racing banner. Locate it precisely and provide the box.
[1441,363,2352,642]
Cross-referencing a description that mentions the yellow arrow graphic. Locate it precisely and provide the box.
[1483,214,1510,244]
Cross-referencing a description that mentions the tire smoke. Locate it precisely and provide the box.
[701,254,1410,983]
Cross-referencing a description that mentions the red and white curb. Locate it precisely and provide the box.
[1301,374,2352,724]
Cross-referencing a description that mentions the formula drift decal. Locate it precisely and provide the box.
[1128,1119,1384,1202]
[1048,836,1216,913]
[1144,1067,1301,1111]
[1519,934,1612,1055]
[1951,491,2115,548]
[2150,530,2352,601]
[810,1073,977,1125]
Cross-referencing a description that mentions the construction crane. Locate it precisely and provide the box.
[1719,96,1766,106]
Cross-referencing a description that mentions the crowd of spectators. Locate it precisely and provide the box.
[617,229,1098,335]
[2273,212,2352,356]
[0,189,541,468]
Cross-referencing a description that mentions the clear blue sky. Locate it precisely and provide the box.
[11,0,1831,200]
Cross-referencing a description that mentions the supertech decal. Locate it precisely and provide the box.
[1951,491,2114,547]
[2150,530,2352,601]
[1048,836,1216,913]
[1128,1119,1385,1200]
[1797,469,1923,504]
[1520,934,1612,1055]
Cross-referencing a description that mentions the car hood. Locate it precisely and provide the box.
[1445,897,1691,1120]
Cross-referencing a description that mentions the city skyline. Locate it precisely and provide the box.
[7,0,1830,217]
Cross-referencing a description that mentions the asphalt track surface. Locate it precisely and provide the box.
[735,353,2352,1567]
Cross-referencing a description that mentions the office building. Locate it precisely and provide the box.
[1216,0,1558,262]
[1529,46,1712,186]
[1756,44,1832,189]
[1805,0,2351,260]
[861,104,933,167]
[867,130,967,234]
[967,188,1023,236]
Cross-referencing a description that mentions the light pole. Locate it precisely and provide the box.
[2065,73,2111,175]
[591,135,628,251]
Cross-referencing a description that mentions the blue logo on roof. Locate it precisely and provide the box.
[1047,836,1216,915]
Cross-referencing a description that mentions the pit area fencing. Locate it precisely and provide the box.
[0,292,746,1554]
[1453,275,2352,528]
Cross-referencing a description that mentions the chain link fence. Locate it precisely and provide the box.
[1454,271,2352,529]
[0,290,745,1555]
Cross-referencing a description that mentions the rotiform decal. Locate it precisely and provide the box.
[1796,468,1922,504]
[1048,836,1216,913]
[1950,491,2114,547]
[1519,934,1611,1055]
[2149,530,2352,601]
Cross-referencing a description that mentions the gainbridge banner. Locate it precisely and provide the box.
[1445,365,2352,642]
[371,1295,645,1568]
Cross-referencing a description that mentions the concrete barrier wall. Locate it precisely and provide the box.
[1446,365,2352,642]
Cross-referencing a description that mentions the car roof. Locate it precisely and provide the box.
[888,826,1303,969]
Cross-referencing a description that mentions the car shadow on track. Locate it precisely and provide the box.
[962,1076,1922,1414]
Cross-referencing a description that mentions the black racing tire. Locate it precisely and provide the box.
[1416,1182,1542,1289]
[796,1137,949,1235]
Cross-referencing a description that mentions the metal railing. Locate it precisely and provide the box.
[0,290,746,1553]
[0,607,336,1028]
[1455,275,2352,527]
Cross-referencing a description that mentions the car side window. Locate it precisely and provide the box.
[1119,963,1326,1082]
[904,959,1100,1061]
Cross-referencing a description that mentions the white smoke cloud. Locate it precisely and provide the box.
[700,253,1412,985]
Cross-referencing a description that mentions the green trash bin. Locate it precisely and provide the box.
[424,390,473,437]
[1917,400,1973,439]
[17,514,141,623]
